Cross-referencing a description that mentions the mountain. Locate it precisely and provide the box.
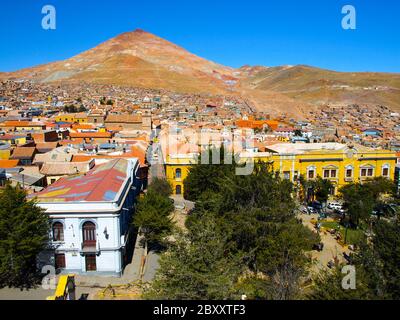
[237,65,400,111]
[3,29,400,116]
[4,29,237,94]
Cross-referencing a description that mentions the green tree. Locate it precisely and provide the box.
[63,104,78,113]
[0,184,50,289]
[340,177,395,228]
[148,178,173,198]
[313,177,334,204]
[133,190,174,253]
[186,161,319,299]
[145,213,245,300]
[340,183,375,228]
[299,176,333,204]
[308,265,373,300]
[183,148,235,201]
[368,220,400,298]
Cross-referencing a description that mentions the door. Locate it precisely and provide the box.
[55,253,66,269]
[85,254,97,271]
[176,185,182,195]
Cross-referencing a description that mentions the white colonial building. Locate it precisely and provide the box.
[32,158,142,276]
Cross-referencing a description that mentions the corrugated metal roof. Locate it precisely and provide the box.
[33,158,130,203]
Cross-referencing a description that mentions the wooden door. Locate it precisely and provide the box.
[85,254,97,271]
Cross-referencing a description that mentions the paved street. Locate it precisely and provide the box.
[299,213,349,273]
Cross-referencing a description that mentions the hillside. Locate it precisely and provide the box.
[3,29,400,116]
[3,29,236,95]
[237,65,400,110]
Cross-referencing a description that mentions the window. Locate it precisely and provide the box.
[176,185,182,195]
[55,253,66,269]
[382,168,389,176]
[323,169,337,178]
[361,167,374,177]
[308,170,315,179]
[50,178,56,184]
[283,171,290,180]
[175,168,182,179]
[82,221,96,246]
[382,165,390,177]
[52,222,64,242]
[346,168,353,178]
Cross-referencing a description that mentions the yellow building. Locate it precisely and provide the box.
[165,143,397,196]
[0,135,27,146]
[55,114,75,123]
[0,149,11,160]
[73,113,88,124]
[165,154,198,195]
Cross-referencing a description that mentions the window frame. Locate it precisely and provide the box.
[52,222,64,242]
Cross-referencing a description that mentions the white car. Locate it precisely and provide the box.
[328,202,343,211]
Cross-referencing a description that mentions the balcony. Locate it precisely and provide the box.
[80,240,100,255]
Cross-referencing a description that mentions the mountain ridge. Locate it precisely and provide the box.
[3,29,400,116]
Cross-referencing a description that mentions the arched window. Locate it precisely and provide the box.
[382,164,390,177]
[345,165,354,178]
[52,222,64,242]
[82,221,96,246]
[176,185,182,195]
[307,166,316,180]
[175,168,182,179]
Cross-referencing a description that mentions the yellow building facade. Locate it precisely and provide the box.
[165,143,397,196]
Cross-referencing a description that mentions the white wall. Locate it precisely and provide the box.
[51,215,122,274]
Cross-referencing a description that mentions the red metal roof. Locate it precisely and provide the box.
[32,159,130,203]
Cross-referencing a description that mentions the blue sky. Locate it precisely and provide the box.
[0,0,399,72]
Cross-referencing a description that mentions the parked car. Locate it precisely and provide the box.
[311,201,323,210]
[335,208,346,215]
[328,202,343,211]
[307,206,316,214]
[300,207,308,214]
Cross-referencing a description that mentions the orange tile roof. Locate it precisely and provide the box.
[10,147,36,159]
[0,159,19,168]
[71,155,94,162]
[71,146,147,167]
[105,114,142,123]
[72,124,95,130]
[69,132,112,139]
[2,121,45,127]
